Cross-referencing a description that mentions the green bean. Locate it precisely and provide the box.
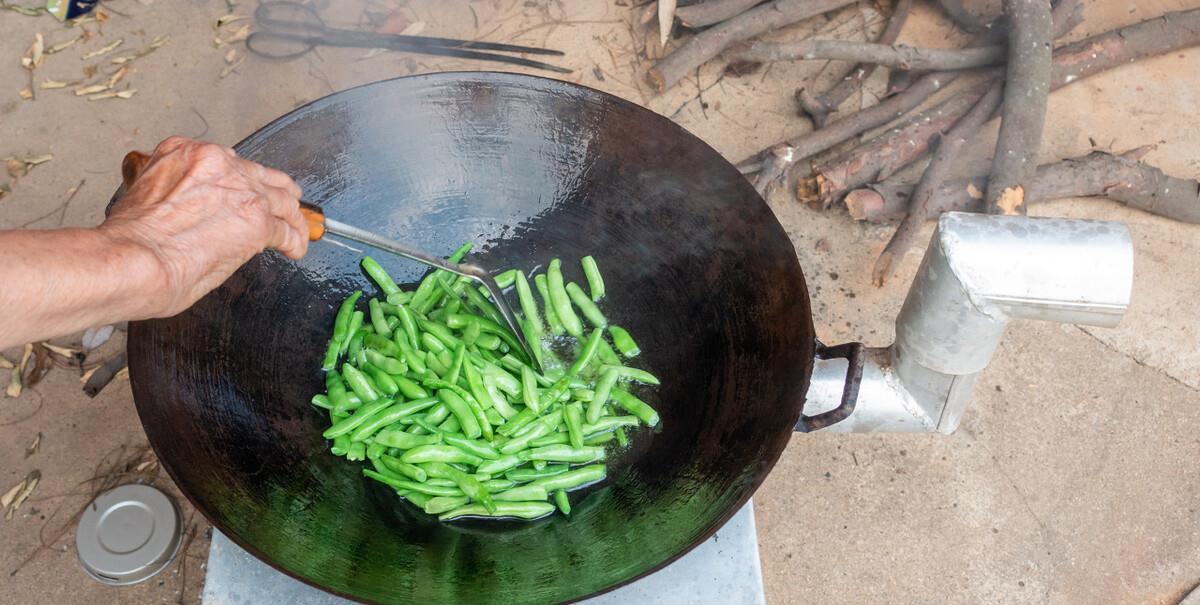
[392,303,419,349]
[438,415,461,434]
[565,282,607,328]
[421,319,464,350]
[474,332,502,350]
[333,291,362,344]
[321,338,340,371]
[363,333,400,357]
[340,310,364,355]
[445,343,466,385]
[586,369,619,424]
[607,325,640,357]
[341,364,380,403]
[570,389,594,402]
[484,408,505,426]
[468,394,493,442]
[540,329,602,406]
[609,389,660,427]
[325,371,352,411]
[518,445,605,463]
[364,470,461,496]
[531,459,548,471]
[386,291,411,305]
[385,315,400,332]
[362,363,399,397]
[330,435,351,456]
[615,427,629,447]
[400,444,483,466]
[310,394,332,410]
[483,365,521,395]
[516,408,563,438]
[443,434,500,460]
[365,299,388,339]
[584,431,616,446]
[582,415,640,435]
[424,495,471,515]
[363,350,405,375]
[463,285,507,335]
[384,377,422,401]
[530,432,570,448]
[476,455,523,475]
[349,397,440,442]
[361,256,401,296]
[603,364,660,385]
[462,320,481,345]
[580,256,605,301]
[399,490,433,507]
[374,428,442,449]
[494,269,518,289]
[529,464,606,491]
[521,365,541,414]
[554,490,572,515]
[498,418,555,454]
[345,442,366,460]
[466,361,514,420]
[564,403,585,449]
[411,416,442,435]
[423,462,496,513]
[324,398,393,439]
[481,479,517,491]
[438,501,554,521]
[514,270,542,329]
[425,478,458,488]
[424,352,448,377]
[519,318,545,369]
[493,485,548,502]
[381,455,428,482]
[596,339,621,366]
[505,465,569,482]
[438,390,481,440]
[547,259,584,337]
[421,332,447,354]
[533,274,564,336]
[396,339,427,375]
[350,331,367,367]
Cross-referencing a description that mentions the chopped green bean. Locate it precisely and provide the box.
[374,428,441,449]
[514,270,542,329]
[609,389,660,427]
[341,364,380,403]
[529,465,606,491]
[604,364,660,385]
[364,470,461,496]
[584,431,616,446]
[564,403,585,449]
[424,495,471,515]
[446,343,466,385]
[530,432,570,448]
[615,427,629,447]
[321,338,340,371]
[582,415,640,435]
[361,256,401,296]
[580,256,604,301]
[534,273,564,336]
[505,465,569,482]
[494,485,548,502]
[364,350,406,375]
[476,455,523,475]
[333,291,362,344]
[547,259,584,337]
[494,269,518,289]
[438,501,554,521]
[565,282,607,328]
[443,434,500,460]
[348,397,440,442]
[438,389,481,439]
[362,363,399,397]
[326,371,352,411]
[518,445,605,463]
[607,325,640,357]
[400,444,483,466]
[381,456,428,482]
[521,365,541,414]
[554,490,571,515]
[423,462,496,513]
[346,442,366,461]
[324,398,393,440]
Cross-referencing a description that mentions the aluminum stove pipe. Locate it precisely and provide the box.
[804,212,1134,433]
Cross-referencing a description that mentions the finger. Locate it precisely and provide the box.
[266,216,309,260]
[260,183,309,250]
[153,136,191,157]
[236,157,302,198]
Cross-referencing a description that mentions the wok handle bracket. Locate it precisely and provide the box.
[795,340,864,433]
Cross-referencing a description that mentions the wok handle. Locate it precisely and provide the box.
[794,341,864,432]
[122,149,328,242]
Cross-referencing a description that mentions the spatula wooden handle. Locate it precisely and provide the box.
[122,149,327,241]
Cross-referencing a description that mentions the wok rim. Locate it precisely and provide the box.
[128,69,814,605]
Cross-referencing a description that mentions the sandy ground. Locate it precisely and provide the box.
[1,0,1198,603]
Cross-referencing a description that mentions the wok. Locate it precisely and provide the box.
[125,72,855,604]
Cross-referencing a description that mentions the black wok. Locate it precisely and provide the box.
[126,72,855,604]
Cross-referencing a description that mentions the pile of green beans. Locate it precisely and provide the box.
[313,245,660,521]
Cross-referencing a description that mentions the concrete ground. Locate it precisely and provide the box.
[1,0,1198,603]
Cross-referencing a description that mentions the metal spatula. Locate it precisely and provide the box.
[120,151,540,370]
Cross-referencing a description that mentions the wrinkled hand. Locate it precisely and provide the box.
[101,136,308,317]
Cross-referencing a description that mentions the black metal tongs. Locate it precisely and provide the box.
[246,1,570,74]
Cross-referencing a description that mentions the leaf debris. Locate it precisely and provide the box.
[24,433,41,459]
[4,470,41,521]
[88,89,136,101]
[7,343,33,397]
[110,35,169,64]
[81,38,124,60]
[46,35,83,55]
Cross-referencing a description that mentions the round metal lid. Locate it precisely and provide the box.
[76,484,182,585]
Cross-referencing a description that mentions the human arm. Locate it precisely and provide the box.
[0,136,309,349]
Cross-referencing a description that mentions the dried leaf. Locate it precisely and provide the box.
[80,364,101,384]
[81,38,124,60]
[224,48,238,63]
[75,83,110,96]
[5,470,40,520]
[6,343,32,398]
[134,460,157,472]
[105,66,128,88]
[40,342,79,358]
[0,479,23,509]
[88,89,136,101]
[357,48,388,61]
[5,4,44,16]
[81,325,114,351]
[0,354,13,370]
[18,88,33,101]
[82,64,99,78]
[0,182,10,200]
[21,33,44,71]
[6,158,24,179]
[215,24,250,48]
[110,34,169,64]
[215,13,246,29]
[46,35,82,54]
[658,0,676,48]
[966,182,984,199]
[219,56,244,78]
[23,154,51,166]
[400,21,425,36]
[114,366,129,381]
[24,433,41,458]
[40,79,74,89]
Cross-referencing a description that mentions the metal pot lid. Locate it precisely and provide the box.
[76,484,181,585]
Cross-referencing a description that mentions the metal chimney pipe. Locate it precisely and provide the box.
[804,212,1134,434]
